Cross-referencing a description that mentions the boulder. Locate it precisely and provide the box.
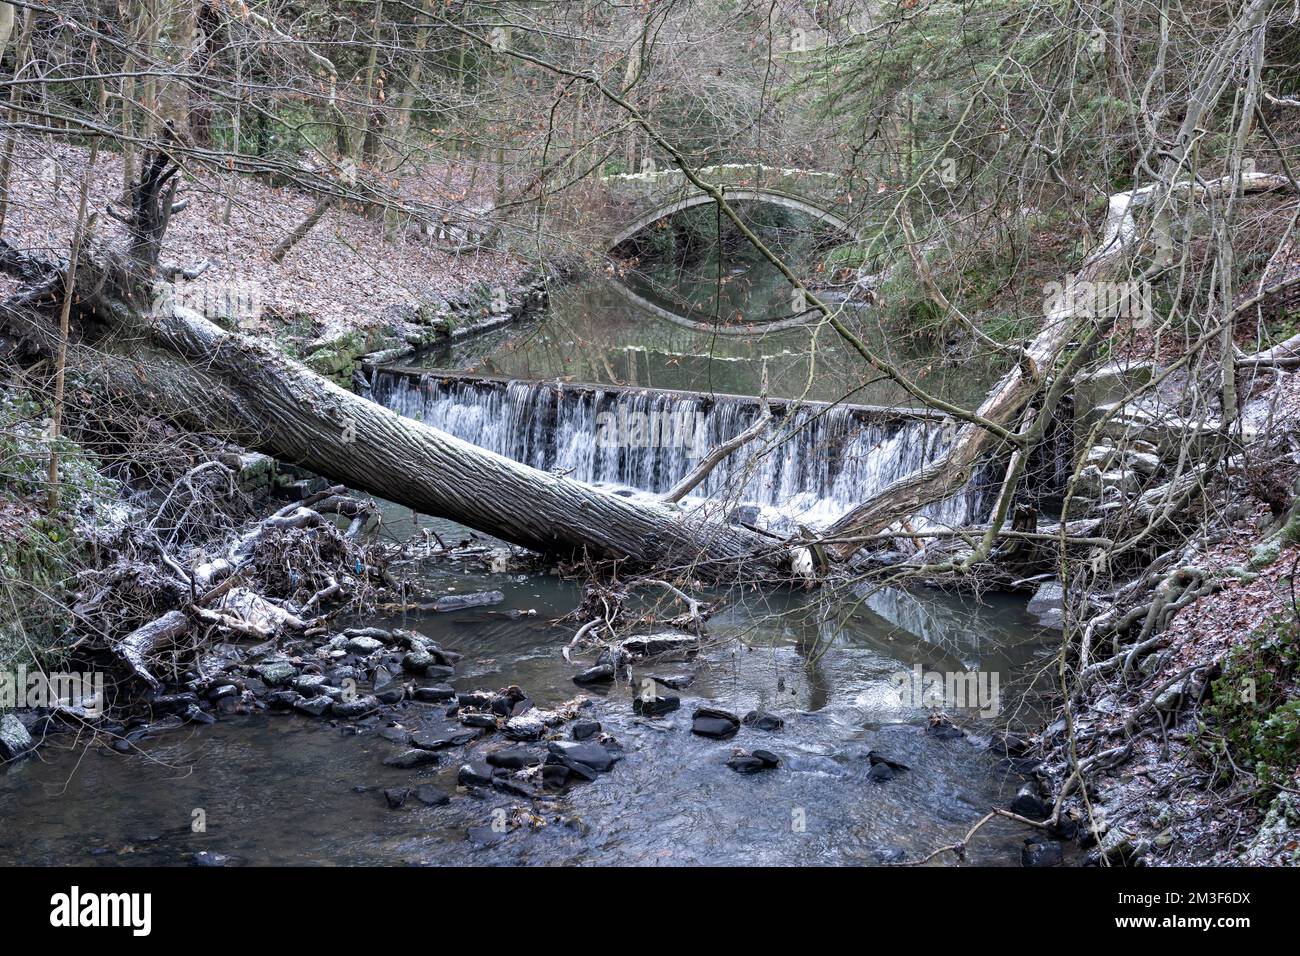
[1021,841,1063,867]
[293,695,333,717]
[332,695,379,718]
[457,760,494,788]
[742,710,784,732]
[487,747,541,770]
[726,749,780,774]
[0,714,35,760]
[413,684,456,703]
[1010,783,1051,820]
[293,674,328,695]
[547,740,618,773]
[345,636,385,656]
[411,729,476,750]
[692,707,741,740]
[632,694,680,717]
[501,711,548,741]
[572,664,616,686]
[383,748,441,769]
[253,661,298,687]
[414,785,451,806]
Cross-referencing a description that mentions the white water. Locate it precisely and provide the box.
[367,373,987,530]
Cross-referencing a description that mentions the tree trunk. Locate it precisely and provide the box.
[0,262,781,577]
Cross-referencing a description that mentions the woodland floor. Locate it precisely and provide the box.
[0,137,530,345]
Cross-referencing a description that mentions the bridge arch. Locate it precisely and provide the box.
[607,188,859,252]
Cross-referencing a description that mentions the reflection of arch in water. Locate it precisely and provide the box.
[606,274,821,337]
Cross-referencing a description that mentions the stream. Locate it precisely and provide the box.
[0,253,1061,867]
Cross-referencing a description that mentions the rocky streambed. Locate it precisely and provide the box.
[0,503,1069,866]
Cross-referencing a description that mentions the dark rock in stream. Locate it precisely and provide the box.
[293,675,328,696]
[867,751,910,771]
[925,714,965,740]
[742,710,784,732]
[1047,816,1080,841]
[150,692,202,714]
[501,711,550,741]
[379,726,412,745]
[573,664,615,686]
[487,747,541,770]
[376,687,405,705]
[1010,783,1051,820]
[542,763,571,788]
[457,761,495,788]
[866,752,910,781]
[459,712,498,730]
[332,695,380,719]
[572,719,601,740]
[267,690,301,711]
[546,753,598,782]
[384,749,441,769]
[183,704,216,725]
[414,684,456,703]
[492,776,540,799]
[402,647,455,676]
[294,695,333,718]
[254,662,299,687]
[632,695,680,717]
[547,740,619,773]
[1021,841,1064,867]
[215,691,245,712]
[415,785,451,806]
[411,729,477,750]
[384,787,410,809]
[345,635,385,656]
[727,750,781,775]
[692,707,740,740]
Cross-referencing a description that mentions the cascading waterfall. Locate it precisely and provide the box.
[366,371,988,529]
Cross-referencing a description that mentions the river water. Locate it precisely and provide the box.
[0,261,1060,867]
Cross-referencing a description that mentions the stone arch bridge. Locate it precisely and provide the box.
[595,163,858,250]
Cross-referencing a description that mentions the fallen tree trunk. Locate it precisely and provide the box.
[114,610,188,690]
[0,251,781,579]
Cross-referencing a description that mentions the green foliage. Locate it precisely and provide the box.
[820,242,867,273]
[0,389,113,676]
[1203,614,1300,799]
[983,312,1037,343]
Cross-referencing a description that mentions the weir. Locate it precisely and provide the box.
[365,367,990,529]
